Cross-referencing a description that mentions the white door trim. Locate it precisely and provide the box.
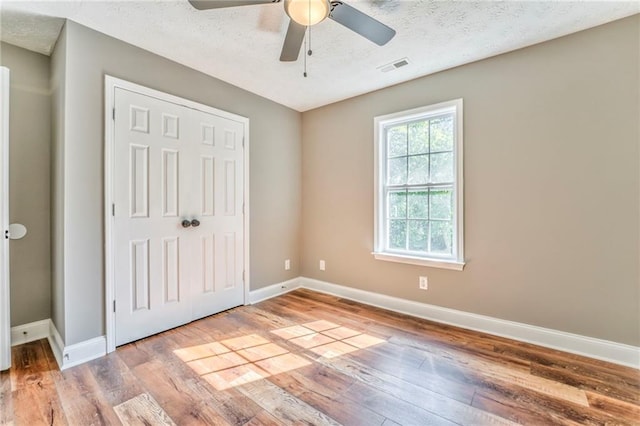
[104,75,250,353]
[0,67,10,370]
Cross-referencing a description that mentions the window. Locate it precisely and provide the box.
[374,99,464,270]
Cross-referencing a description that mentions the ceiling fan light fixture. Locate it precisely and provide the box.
[284,0,330,26]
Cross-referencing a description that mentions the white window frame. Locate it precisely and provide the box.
[373,99,464,271]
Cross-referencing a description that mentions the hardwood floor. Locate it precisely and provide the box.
[1,289,638,425]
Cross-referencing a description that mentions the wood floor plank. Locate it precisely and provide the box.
[347,341,476,403]
[10,340,67,425]
[11,385,67,426]
[114,340,151,370]
[10,340,54,391]
[267,362,354,398]
[313,349,516,425]
[494,341,640,382]
[128,356,236,425]
[342,381,457,425]
[113,392,176,425]
[473,378,633,425]
[265,363,385,426]
[2,289,638,425]
[0,369,13,425]
[237,378,342,426]
[586,391,640,422]
[351,323,590,408]
[294,386,387,426]
[54,364,121,425]
[471,390,577,425]
[444,354,589,406]
[183,375,265,425]
[130,359,202,416]
[86,352,145,406]
[242,410,285,426]
[531,362,639,405]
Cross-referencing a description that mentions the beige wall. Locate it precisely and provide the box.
[53,21,302,345]
[301,16,639,346]
[0,42,51,327]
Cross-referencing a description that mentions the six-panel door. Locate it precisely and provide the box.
[113,88,244,346]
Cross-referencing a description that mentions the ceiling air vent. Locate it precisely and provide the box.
[378,57,410,73]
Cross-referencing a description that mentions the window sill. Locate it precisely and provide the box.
[372,252,465,271]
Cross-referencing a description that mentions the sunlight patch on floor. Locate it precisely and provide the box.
[173,320,385,391]
[173,341,230,362]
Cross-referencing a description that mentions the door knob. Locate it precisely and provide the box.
[8,223,27,240]
[181,219,191,228]
[190,219,200,227]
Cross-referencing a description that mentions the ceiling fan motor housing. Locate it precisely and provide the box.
[284,0,331,26]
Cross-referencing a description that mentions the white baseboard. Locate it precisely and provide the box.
[11,319,50,346]
[12,318,106,370]
[48,320,106,370]
[48,320,64,368]
[249,277,302,304]
[60,336,107,369]
[251,276,638,369]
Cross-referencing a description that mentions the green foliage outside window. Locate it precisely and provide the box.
[385,114,455,255]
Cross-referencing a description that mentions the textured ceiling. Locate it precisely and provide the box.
[1,1,638,111]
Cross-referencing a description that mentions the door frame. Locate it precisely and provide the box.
[104,76,250,353]
[0,67,10,370]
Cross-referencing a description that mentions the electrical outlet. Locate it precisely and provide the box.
[319,260,326,271]
[285,259,291,270]
[419,276,428,290]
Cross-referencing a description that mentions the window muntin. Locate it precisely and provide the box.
[375,100,463,268]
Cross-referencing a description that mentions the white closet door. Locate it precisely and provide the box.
[113,87,245,346]
[113,88,191,345]
[189,108,244,320]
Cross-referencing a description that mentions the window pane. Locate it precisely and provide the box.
[408,220,428,252]
[430,115,453,152]
[388,191,406,219]
[388,157,407,185]
[429,221,453,254]
[408,121,428,155]
[387,125,407,157]
[429,189,452,220]
[388,220,407,250]
[408,154,428,184]
[407,190,428,219]
[430,152,453,183]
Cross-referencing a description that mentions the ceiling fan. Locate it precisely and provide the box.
[188,0,396,62]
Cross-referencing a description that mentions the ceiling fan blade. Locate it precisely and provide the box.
[329,2,395,46]
[188,0,280,11]
[280,19,306,62]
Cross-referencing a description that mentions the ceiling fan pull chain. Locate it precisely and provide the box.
[307,0,313,56]
[308,26,313,56]
[303,30,308,77]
